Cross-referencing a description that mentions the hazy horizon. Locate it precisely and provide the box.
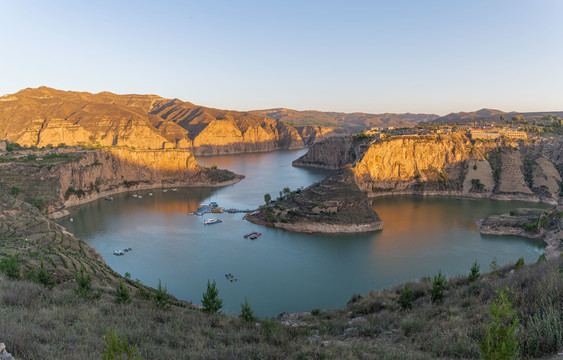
[1,0,562,116]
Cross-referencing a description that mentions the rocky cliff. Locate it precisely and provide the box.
[292,136,357,169]
[0,87,334,155]
[294,133,563,204]
[0,147,242,212]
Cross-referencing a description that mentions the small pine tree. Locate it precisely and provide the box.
[239,298,257,322]
[430,270,447,304]
[514,257,525,271]
[201,279,223,313]
[490,257,499,277]
[115,279,131,304]
[536,253,547,263]
[468,260,480,283]
[102,329,141,360]
[398,284,414,310]
[264,193,271,204]
[479,288,519,360]
[74,266,92,297]
[0,255,21,279]
[153,279,171,310]
[36,259,54,288]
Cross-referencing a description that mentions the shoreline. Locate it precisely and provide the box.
[243,213,383,234]
[49,176,244,219]
[363,189,558,205]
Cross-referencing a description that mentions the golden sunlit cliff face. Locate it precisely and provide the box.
[0,87,330,154]
[352,133,475,187]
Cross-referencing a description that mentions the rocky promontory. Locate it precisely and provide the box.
[294,133,563,205]
[477,207,563,258]
[0,146,243,214]
[244,170,383,233]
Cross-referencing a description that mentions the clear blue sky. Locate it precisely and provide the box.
[1,0,562,115]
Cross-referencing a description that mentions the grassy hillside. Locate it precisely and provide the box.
[0,187,562,359]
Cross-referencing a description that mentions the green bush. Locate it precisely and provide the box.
[0,255,21,279]
[33,197,46,211]
[153,279,171,310]
[479,287,519,360]
[398,284,414,310]
[468,260,480,283]
[490,257,499,277]
[239,298,257,322]
[115,279,131,304]
[519,306,563,358]
[264,193,271,204]
[536,253,547,263]
[430,270,446,304]
[26,259,55,288]
[9,186,20,196]
[102,329,141,360]
[514,257,525,271]
[201,279,223,313]
[74,266,92,297]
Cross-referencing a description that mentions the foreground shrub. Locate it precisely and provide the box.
[398,284,414,310]
[430,270,446,304]
[519,306,563,358]
[102,329,141,360]
[0,256,20,279]
[201,279,223,313]
[25,260,54,288]
[479,287,519,360]
[467,260,480,283]
[514,257,525,271]
[74,266,92,297]
[240,298,257,322]
[115,279,131,304]
[153,279,171,310]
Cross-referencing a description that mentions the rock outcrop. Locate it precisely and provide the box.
[0,147,242,212]
[0,87,335,155]
[244,170,383,233]
[477,207,563,258]
[295,133,563,204]
[292,136,356,169]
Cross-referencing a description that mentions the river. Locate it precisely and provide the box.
[58,149,549,318]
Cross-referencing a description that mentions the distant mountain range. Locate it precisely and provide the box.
[250,108,440,130]
[431,108,563,124]
[0,87,336,155]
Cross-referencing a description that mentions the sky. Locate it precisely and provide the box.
[0,0,562,115]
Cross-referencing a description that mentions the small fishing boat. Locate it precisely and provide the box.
[204,218,222,225]
[132,194,138,198]
[113,250,125,256]
[244,232,257,238]
[172,188,178,192]
[250,233,262,240]
[138,195,143,199]
[163,189,168,193]
[104,196,114,201]
[148,193,153,196]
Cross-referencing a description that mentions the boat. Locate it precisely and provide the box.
[172,188,178,192]
[244,232,257,238]
[204,218,222,225]
[148,193,153,196]
[113,250,125,256]
[211,209,223,213]
[104,196,113,201]
[250,233,262,240]
[138,195,142,199]
[132,194,138,198]
[163,189,168,193]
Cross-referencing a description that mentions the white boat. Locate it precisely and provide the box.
[132,194,138,198]
[113,250,124,256]
[149,193,153,196]
[204,218,222,225]
[163,189,168,193]
[138,195,142,199]
[172,188,178,192]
